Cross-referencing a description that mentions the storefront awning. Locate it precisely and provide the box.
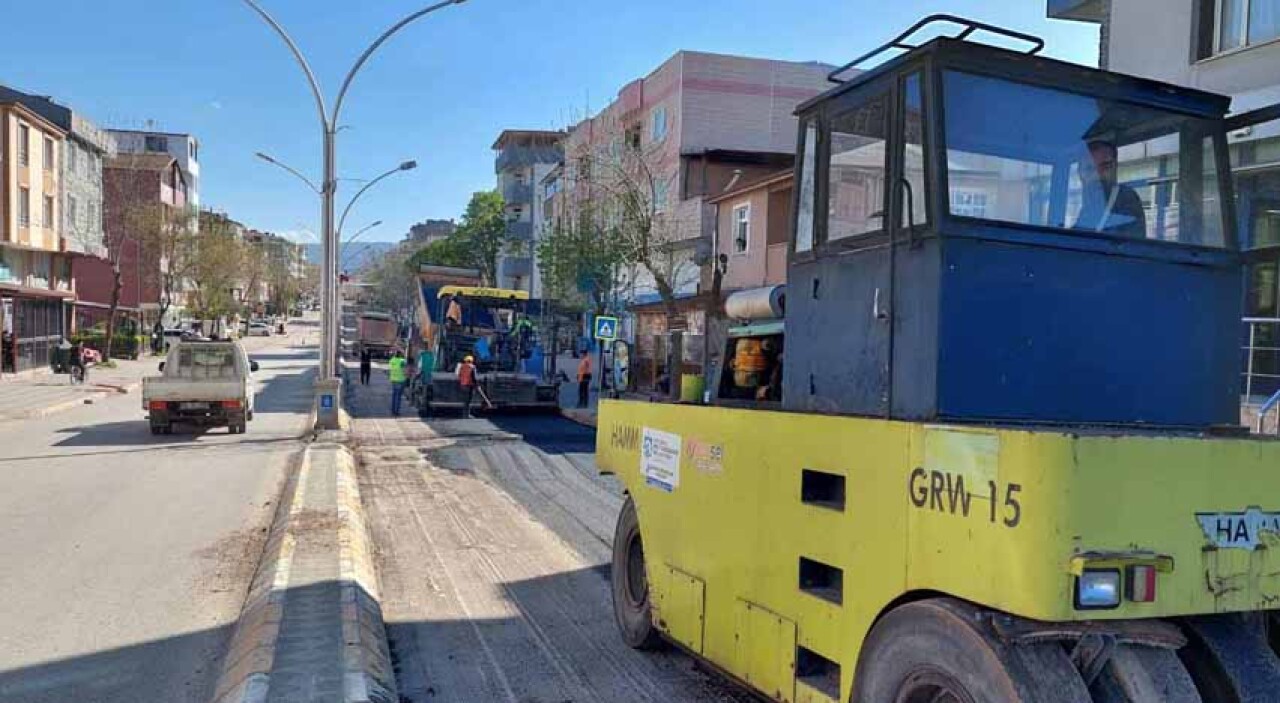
[0,282,76,300]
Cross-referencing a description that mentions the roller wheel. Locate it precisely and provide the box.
[853,598,1091,703]
[611,496,664,650]
[1091,645,1201,702]
[1179,615,1280,702]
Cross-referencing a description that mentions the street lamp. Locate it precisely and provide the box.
[255,152,320,193]
[242,0,467,429]
[337,161,416,240]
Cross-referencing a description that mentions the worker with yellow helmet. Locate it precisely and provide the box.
[457,354,478,418]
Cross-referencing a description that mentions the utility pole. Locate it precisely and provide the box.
[242,0,468,429]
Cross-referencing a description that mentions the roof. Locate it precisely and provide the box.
[492,129,565,150]
[107,153,177,171]
[0,100,67,136]
[707,169,794,204]
[108,128,196,141]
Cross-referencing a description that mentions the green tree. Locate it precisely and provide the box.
[456,190,511,285]
[537,203,626,314]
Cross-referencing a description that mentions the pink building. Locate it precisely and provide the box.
[557,51,831,388]
[709,169,794,291]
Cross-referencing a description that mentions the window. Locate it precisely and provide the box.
[43,137,54,171]
[18,188,30,226]
[795,122,818,252]
[1214,0,1280,53]
[651,106,668,142]
[654,180,670,213]
[68,196,78,229]
[145,135,169,153]
[942,71,1226,247]
[950,190,989,218]
[902,72,929,228]
[18,125,30,166]
[732,203,751,253]
[827,92,890,241]
[43,196,54,229]
[88,202,98,233]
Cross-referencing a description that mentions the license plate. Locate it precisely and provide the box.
[1197,509,1280,550]
[180,402,210,410]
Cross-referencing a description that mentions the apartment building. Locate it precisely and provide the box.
[0,86,117,260]
[110,129,201,209]
[74,153,188,332]
[1050,0,1280,394]
[493,130,564,296]
[0,100,72,375]
[560,50,832,387]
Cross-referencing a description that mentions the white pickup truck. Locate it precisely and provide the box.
[142,341,259,435]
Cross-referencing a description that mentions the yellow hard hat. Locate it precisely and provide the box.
[464,355,474,363]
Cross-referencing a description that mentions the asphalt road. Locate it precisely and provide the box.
[0,326,317,703]
[348,374,754,703]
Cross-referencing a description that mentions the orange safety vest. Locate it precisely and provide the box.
[578,355,593,382]
[458,362,477,387]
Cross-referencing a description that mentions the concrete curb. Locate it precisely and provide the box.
[0,380,143,422]
[211,441,396,703]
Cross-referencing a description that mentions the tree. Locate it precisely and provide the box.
[536,203,628,315]
[132,202,198,328]
[585,143,698,323]
[189,212,248,320]
[456,190,512,285]
[362,243,420,315]
[406,191,515,285]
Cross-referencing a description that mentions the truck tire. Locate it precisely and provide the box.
[853,598,1092,703]
[611,496,664,650]
[1091,645,1201,702]
[1179,615,1280,702]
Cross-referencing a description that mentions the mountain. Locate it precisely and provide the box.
[304,242,397,272]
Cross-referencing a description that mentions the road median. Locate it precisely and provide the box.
[212,439,396,703]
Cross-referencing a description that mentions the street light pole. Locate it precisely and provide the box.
[241,0,467,429]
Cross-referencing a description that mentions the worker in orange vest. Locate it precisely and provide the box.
[458,354,478,418]
[577,352,593,409]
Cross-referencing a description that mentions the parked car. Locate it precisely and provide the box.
[142,341,259,435]
[247,322,272,337]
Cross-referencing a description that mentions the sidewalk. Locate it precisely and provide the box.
[0,356,155,421]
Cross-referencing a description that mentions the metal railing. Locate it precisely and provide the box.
[1242,317,1280,399]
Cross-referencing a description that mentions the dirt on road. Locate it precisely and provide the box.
[353,412,754,703]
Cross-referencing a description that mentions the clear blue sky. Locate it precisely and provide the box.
[2,0,1096,244]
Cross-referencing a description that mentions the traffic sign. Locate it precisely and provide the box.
[593,315,619,341]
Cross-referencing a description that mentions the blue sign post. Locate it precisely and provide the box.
[593,315,619,341]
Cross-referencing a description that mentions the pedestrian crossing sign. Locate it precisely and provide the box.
[594,315,619,341]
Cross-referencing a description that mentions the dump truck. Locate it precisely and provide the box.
[356,310,398,359]
[595,16,1280,703]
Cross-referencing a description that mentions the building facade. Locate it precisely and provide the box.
[0,100,73,375]
[405,219,456,246]
[709,169,793,291]
[493,130,564,296]
[75,153,188,332]
[1050,0,1280,393]
[558,50,832,388]
[109,129,200,209]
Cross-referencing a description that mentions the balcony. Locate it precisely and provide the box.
[502,180,533,205]
[1046,0,1105,21]
[495,144,562,173]
[506,221,533,241]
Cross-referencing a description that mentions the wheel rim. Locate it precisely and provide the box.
[894,670,977,703]
[625,532,648,606]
